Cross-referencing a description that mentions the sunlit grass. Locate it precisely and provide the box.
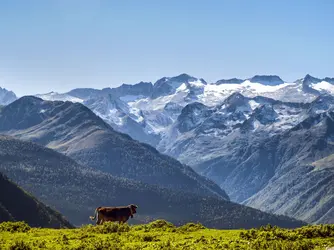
[1,221,333,249]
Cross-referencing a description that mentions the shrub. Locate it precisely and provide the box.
[8,240,32,250]
[32,240,47,248]
[295,224,334,238]
[141,234,158,242]
[178,222,206,232]
[239,224,334,243]
[83,222,131,234]
[148,220,175,230]
[74,236,123,250]
[0,221,31,233]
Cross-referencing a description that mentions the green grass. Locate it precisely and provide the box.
[1,221,334,249]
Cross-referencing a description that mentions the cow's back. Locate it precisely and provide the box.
[99,206,131,218]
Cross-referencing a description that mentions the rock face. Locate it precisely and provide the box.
[0,135,305,229]
[0,172,73,228]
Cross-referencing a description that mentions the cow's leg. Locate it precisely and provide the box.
[119,217,127,225]
[98,215,106,225]
[96,214,101,225]
[120,216,128,225]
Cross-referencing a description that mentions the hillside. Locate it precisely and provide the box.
[0,96,228,200]
[0,172,72,228]
[0,135,305,229]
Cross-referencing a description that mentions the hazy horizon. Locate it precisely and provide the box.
[1,0,333,97]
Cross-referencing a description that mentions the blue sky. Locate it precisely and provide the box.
[0,0,333,96]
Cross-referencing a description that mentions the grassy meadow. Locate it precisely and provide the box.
[0,220,334,250]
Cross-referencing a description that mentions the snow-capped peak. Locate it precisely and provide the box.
[293,75,334,95]
[152,74,206,99]
[296,74,321,85]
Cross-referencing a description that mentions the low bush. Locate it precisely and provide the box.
[178,222,206,232]
[148,220,175,229]
[240,224,334,243]
[0,221,31,233]
[8,240,32,250]
[82,222,131,234]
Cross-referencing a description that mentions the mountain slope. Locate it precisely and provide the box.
[0,96,229,200]
[0,135,305,229]
[243,112,334,224]
[0,172,73,228]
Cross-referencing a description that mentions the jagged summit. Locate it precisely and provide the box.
[294,74,334,85]
[291,75,334,95]
[0,86,17,105]
[153,73,202,86]
[296,74,321,85]
[152,73,206,98]
[169,73,199,83]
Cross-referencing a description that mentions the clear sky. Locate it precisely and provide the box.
[0,0,333,97]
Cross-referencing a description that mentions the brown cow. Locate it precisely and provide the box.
[89,204,138,225]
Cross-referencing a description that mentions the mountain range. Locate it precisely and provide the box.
[32,73,334,148]
[0,73,333,225]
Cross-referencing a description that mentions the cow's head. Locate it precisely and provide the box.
[129,204,138,217]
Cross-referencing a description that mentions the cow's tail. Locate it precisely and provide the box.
[89,207,100,221]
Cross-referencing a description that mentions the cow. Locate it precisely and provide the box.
[89,204,138,225]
